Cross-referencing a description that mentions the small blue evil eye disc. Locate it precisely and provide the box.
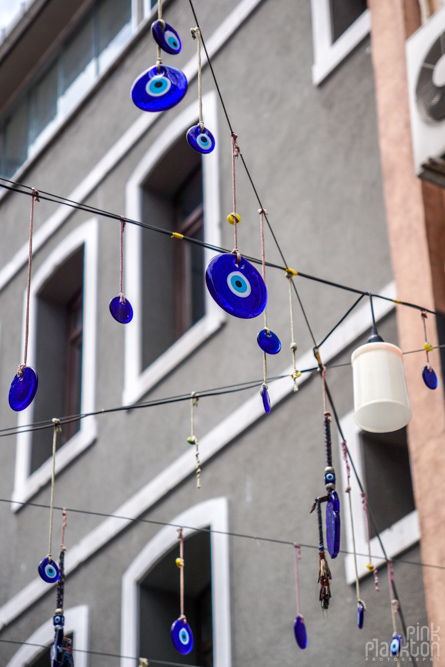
[261,385,271,414]
[131,65,187,112]
[171,618,194,655]
[9,366,38,411]
[186,124,216,154]
[257,328,281,354]
[205,253,267,319]
[151,20,182,55]
[422,365,438,389]
[53,613,65,627]
[293,615,307,649]
[390,633,403,656]
[38,557,60,583]
[357,602,365,630]
[109,296,133,324]
[326,491,340,559]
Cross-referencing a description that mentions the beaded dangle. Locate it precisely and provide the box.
[310,498,332,610]
[9,188,39,411]
[171,528,194,655]
[186,27,216,154]
[186,392,201,488]
[292,544,307,649]
[387,560,403,664]
[50,509,74,667]
[131,0,187,112]
[420,310,438,389]
[38,420,62,584]
[109,217,133,323]
[205,134,267,318]
[285,268,301,392]
[360,487,380,593]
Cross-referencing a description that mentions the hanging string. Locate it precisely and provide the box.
[421,310,434,366]
[186,393,201,488]
[156,0,164,71]
[361,491,380,591]
[286,269,300,391]
[259,208,268,388]
[293,544,303,620]
[388,559,401,667]
[119,217,127,303]
[320,367,333,469]
[191,27,204,131]
[56,508,67,611]
[230,132,241,263]
[18,187,39,376]
[177,528,186,621]
[48,419,62,562]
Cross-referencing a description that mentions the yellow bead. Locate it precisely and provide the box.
[227,213,241,225]
[424,342,434,352]
[366,563,374,572]
[176,558,184,568]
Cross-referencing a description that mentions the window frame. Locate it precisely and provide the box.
[339,410,420,584]
[310,0,371,85]
[123,92,225,405]
[121,497,231,667]
[12,219,99,510]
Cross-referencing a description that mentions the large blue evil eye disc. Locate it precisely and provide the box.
[326,490,340,559]
[38,557,60,583]
[171,618,194,655]
[422,365,438,389]
[131,65,187,112]
[9,366,38,411]
[109,296,133,324]
[186,125,216,154]
[390,633,403,656]
[257,328,281,354]
[293,615,307,649]
[151,20,182,55]
[205,253,267,319]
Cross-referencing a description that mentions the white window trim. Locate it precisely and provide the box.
[121,497,231,667]
[5,605,89,667]
[339,410,420,584]
[12,219,99,510]
[123,91,225,405]
[311,0,371,85]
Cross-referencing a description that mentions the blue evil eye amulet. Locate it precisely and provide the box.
[422,365,438,389]
[390,633,403,656]
[186,124,216,154]
[171,618,194,654]
[109,296,133,324]
[326,490,340,559]
[131,65,187,112]
[205,253,267,319]
[9,366,38,411]
[38,557,60,583]
[293,615,307,649]
[151,20,182,55]
[257,328,281,354]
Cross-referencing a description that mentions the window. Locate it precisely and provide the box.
[310,0,370,85]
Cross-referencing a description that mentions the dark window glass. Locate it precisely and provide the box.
[28,61,59,148]
[62,14,95,94]
[330,0,367,43]
[3,99,27,177]
[97,0,132,55]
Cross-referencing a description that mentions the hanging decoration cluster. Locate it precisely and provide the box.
[50,509,75,666]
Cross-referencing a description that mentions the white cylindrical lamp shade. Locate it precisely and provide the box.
[351,342,412,433]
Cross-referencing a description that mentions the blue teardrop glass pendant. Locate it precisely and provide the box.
[151,20,182,55]
[171,618,194,655]
[261,384,271,414]
[109,296,133,324]
[326,490,340,559]
[390,633,403,656]
[9,366,38,411]
[357,602,365,629]
[293,615,307,649]
[131,65,187,112]
[257,328,281,354]
[422,365,438,390]
[205,253,267,319]
[38,557,60,583]
[186,124,216,154]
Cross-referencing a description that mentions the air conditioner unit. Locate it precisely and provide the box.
[406,7,445,187]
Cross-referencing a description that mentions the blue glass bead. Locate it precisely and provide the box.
[38,557,60,583]
[293,615,307,649]
[261,384,271,414]
[109,296,133,324]
[422,365,438,390]
[171,618,194,654]
[131,65,187,112]
[186,124,216,154]
[151,20,182,55]
[9,366,38,411]
[205,253,267,318]
[326,491,340,559]
[390,633,403,656]
[324,468,336,490]
[53,612,65,627]
[357,602,365,629]
[257,328,281,354]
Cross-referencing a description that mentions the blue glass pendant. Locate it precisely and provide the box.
[261,384,271,414]
[9,366,38,411]
[38,557,60,583]
[171,618,194,655]
[205,253,267,318]
[390,633,403,656]
[422,365,438,390]
[186,124,216,154]
[293,615,307,649]
[326,491,340,559]
[109,296,133,324]
[151,20,182,55]
[357,602,365,629]
[257,328,281,354]
[131,65,187,112]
